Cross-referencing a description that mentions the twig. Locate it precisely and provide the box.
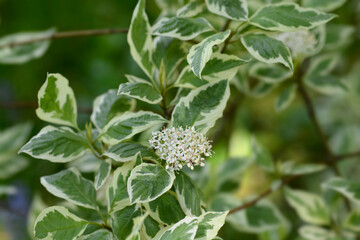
[334,151,360,161]
[0,28,128,49]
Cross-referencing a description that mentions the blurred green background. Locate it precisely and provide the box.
[1,0,360,239]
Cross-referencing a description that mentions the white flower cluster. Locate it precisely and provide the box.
[149,127,212,171]
[276,31,317,58]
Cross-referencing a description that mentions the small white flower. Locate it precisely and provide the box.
[149,127,212,171]
[276,31,317,58]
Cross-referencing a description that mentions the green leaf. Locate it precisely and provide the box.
[322,177,360,205]
[299,225,335,240]
[205,0,248,21]
[141,215,163,239]
[344,210,360,232]
[187,30,231,78]
[118,81,162,104]
[171,79,230,133]
[126,213,149,240]
[325,24,355,50]
[34,206,88,240]
[152,17,213,41]
[128,0,154,78]
[302,0,346,12]
[249,62,292,84]
[19,126,88,163]
[158,216,199,240]
[41,168,97,209]
[0,185,16,196]
[251,137,275,173]
[0,122,32,154]
[241,34,293,71]
[111,204,142,240]
[174,171,203,217]
[94,159,112,190]
[104,142,156,162]
[99,111,166,145]
[107,155,142,214]
[91,89,135,130]
[284,187,330,225]
[306,54,340,77]
[249,3,335,32]
[195,211,228,240]
[275,84,297,112]
[127,163,175,203]
[0,28,55,64]
[305,74,348,95]
[82,229,113,240]
[250,82,275,98]
[177,1,205,18]
[174,66,209,89]
[36,73,78,128]
[280,161,326,176]
[0,156,29,180]
[201,53,249,82]
[145,192,185,225]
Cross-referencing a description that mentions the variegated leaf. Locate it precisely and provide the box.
[127,163,175,203]
[322,177,360,205]
[302,0,347,12]
[299,225,335,240]
[99,111,166,145]
[111,204,142,240]
[82,229,113,240]
[241,34,293,71]
[141,215,163,240]
[195,211,228,240]
[94,159,112,190]
[187,30,231,78]
[249,62,292,84]
[118,81,162,104]
[249,3,335,32]
[171,79,230,133]
[251,137,275,173]
[41,168,97,209]
[34,206,88,240]
[19,126,88,163]
[158,216,199,240]
[280,161,326,176]
[284,187,330,225]
[305,75,348,95]
[36,73,78,128]
[205,0,248,21]
[152,17,213,41]
[104,142,157,162]
[344,210,360,232]
[128,0,154,78]
[174,66,209,89]
[91,89,135,130]
[275,84,297,112]
[177,1,205,18]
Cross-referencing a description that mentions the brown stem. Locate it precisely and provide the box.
[0,28,128,49]
[334,151,360,161]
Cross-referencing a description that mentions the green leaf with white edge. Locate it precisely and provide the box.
[0,28,55,64]
[302,0,346,12]
[174,66,209,89]
[141,215,163,240]
[104,142,156,162]
[195,211,228,240]
[128,163,175,203]
[107,154,142,214]
[158,216,199,240]
[249,3,335,32]
[144,192,185,225]
[284,187,330,225]
[344,210,360,232]
[118,81,162,104]
[34,206,88,240]
[36,73,78,128]
[187,30,231,78]
[251,137,275,173]
[41,168,97,209]
[325,24,355,50]
[322,177,360,205]
[128,0,154,78]
[94,159,112,190]
[211,194,285,234]
[152,17,213,41]
[241,34,293,71]
[111,204,142,240]
[275,84,297,112]
[205,0,248,21]
[305,75,348,95]
[91,89,135,130]
[177,1,205,18]
[171,79,230,133]
[299,225,335,240]
[19,126,88,163]
[249,62,292,84]
[174,171,203,217]
[201,52,249,82]
[99,111,167,145]
[306,54,340,77]
[170,88,192,106]
[0,122,32,154]
[126,212,149,240]
[251,82,275,98]
[0,155,29,180]
[280,161,326,176]
[82,229,113,240]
